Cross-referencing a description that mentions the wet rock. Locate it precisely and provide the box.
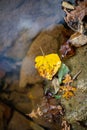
[8,111,45,130]
[0,81,44,114]
[0,69,5,79]
[71,122,87,130]
[19,25,70,87]
[5,29,32,60]
[0,104,4,130]
[0,103,12,130]
[61,45,87,123]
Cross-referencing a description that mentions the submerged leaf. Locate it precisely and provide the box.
[27,110,38,118]
[35,54,61,80]
[58,63,70,84]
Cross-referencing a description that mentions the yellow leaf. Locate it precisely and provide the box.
[63,74,73,84]
[62,91,74,99]
[35,54,61,80]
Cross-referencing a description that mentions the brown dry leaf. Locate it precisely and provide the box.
[62,1,87,33]
[37,107,43,116]
[59,41,75,58]
[62,1,75,10]
[27,110,38,118]
[61,120,70,130]
[68,32,87,47]
[26,107,43,119]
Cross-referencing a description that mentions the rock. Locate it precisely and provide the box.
[5,29,32,60]
[19,25,69,87]
[0,80,44,114]
[0,69,5,79]
[61,45,87,123]
[71,122,87,130]
[0,103,12,130]
[0,104,4,130]
[8,111,45,130]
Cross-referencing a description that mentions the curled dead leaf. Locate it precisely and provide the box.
[62,1,75,10]
[62,1,87,33]
[68,32,87,47]
[59,42,75,58]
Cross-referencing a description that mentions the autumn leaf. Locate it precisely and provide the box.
[62,91,74,99]
[60,85,76,99]
[59,74,76,99]
[63,74,73,84]
[27,110,38,118]
[35,54,61,80]
[26,107,43,119]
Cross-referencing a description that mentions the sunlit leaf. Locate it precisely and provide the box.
[35,54,61,80]
[58,63,70,84]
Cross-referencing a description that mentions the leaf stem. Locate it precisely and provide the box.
[40,46,45,56]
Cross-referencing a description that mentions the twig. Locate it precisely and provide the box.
[73,70,82,80]
[40,46,45,56]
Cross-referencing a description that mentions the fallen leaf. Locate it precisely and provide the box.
[35,54,61,80]
[62,1,87,33]
[37,107,43,116]
[62,91,74,99]
[62,1,75,10]
[68,32,87,47]
[27,110,38,118]
[61,120,70,130]
[52,77,60,94]
[59,41,75,58]
[58,64,70,84]
[63,74,73,84]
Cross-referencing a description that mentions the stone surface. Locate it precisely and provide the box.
[0,103,12,130]
[61,45,87,123]
[0,104,4,130]
[19,25,68,87]
[7,111,45,130]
